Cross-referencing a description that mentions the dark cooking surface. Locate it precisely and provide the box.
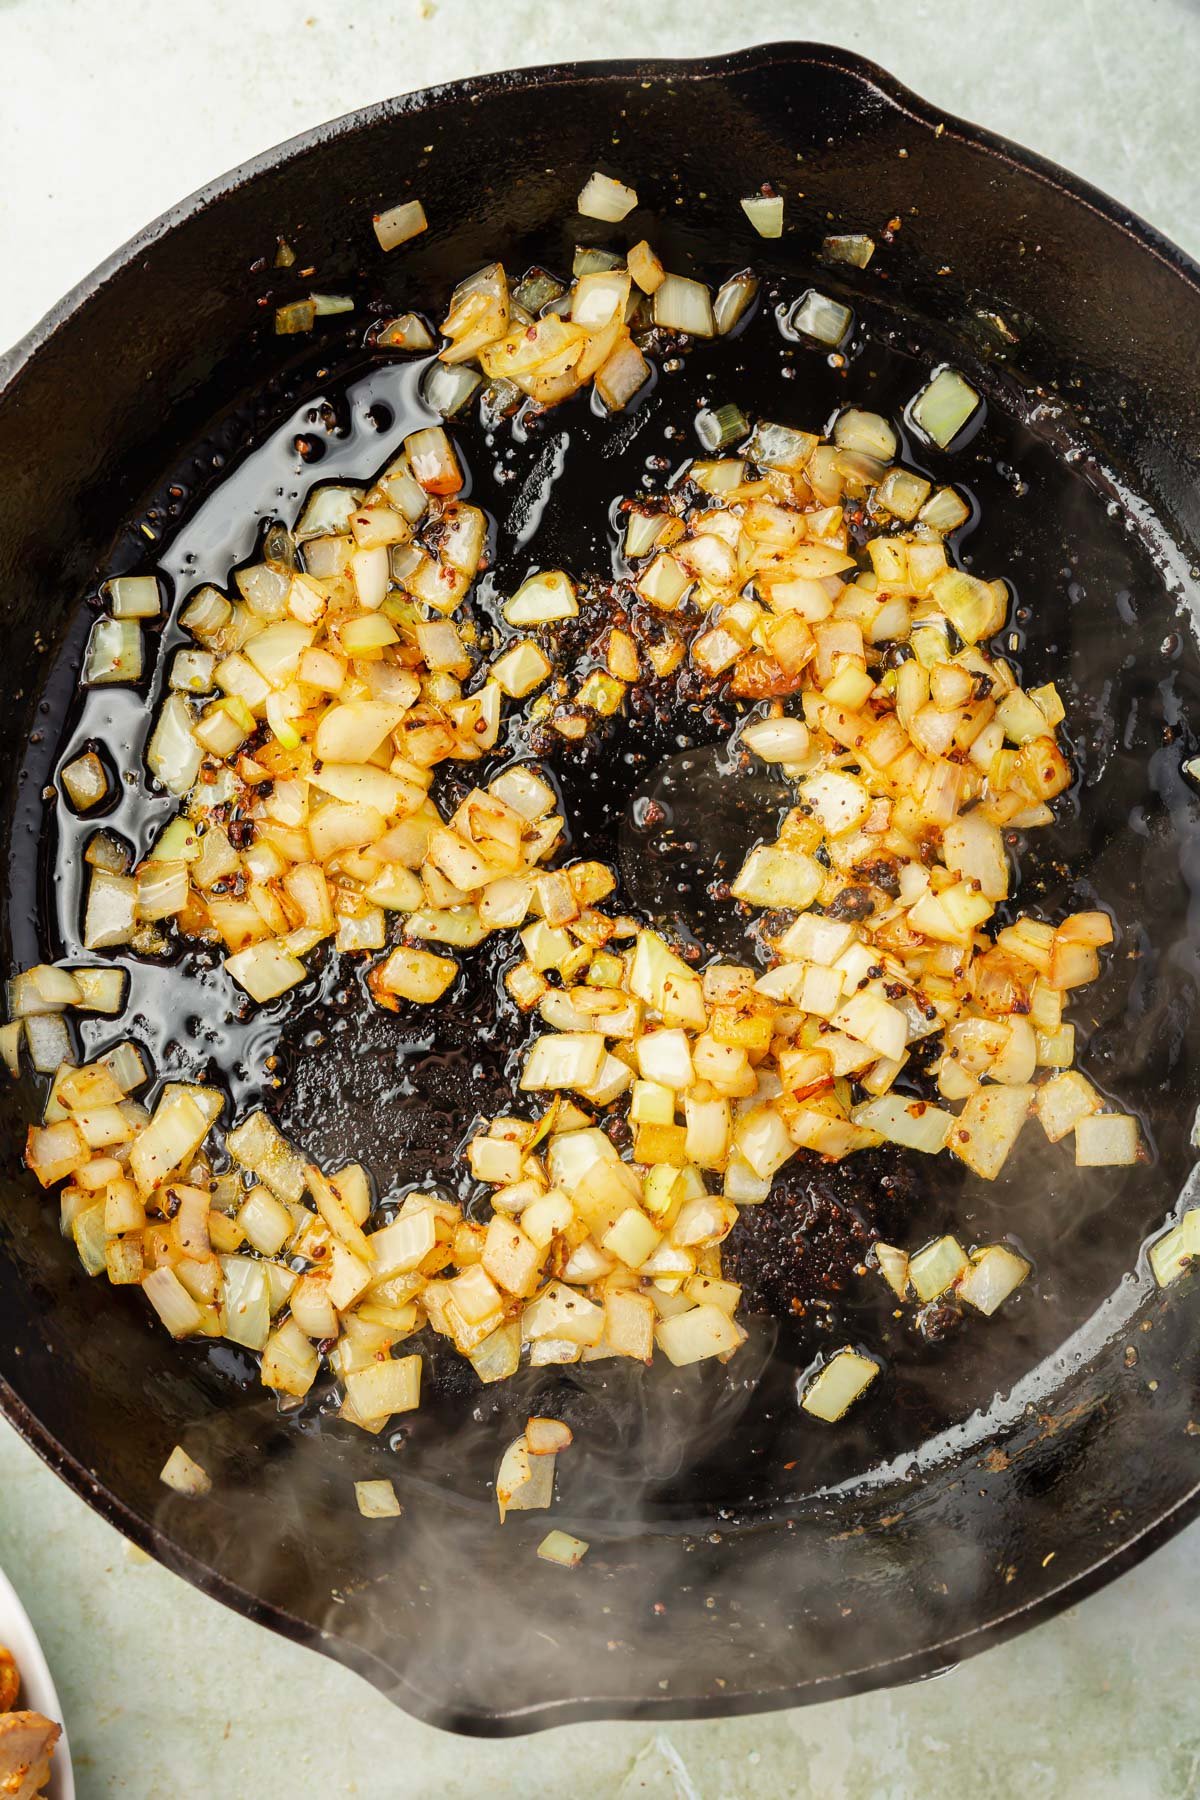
[3,42,1200,1732]
[22,280,1194,1514]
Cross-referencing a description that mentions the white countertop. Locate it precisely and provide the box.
[3,1,1199,1793]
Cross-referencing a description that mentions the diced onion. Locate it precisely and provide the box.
[919,486,971,532]
[911,367,982,448]
[595,337,649,410]
[218,1254,271,1350]
[355,1479,402,1518]
[790,290,851,346]
[275,300,315,335]
[503,571,577,626]
[146,695,202,795]
[27,224,1123,1443]
[536,1530,588,1567]
[83,870,137,949]
[495,1434,555,1520]
[833,408,897,462]
[136,859,189,921]
[84,618,142,685]
[695,405,748,453]
[740,193,783,238]
[822,234,874,268]
[143,1267,204,1337]
[60,751,109,812]
[378,313,435,351]
[956,1244,1030,1315]
[800,1348,878,1421]
[295,485,364,542]
[1150,1209,1200,1287]
[159,1444,212,1496]
[577,172,638,222]
[525,1416,573,1455]
[23,1013,73,1074]
[225,941,309,1003]
[421,361,482,417]
[909,1235,969,1302]
[653,274,715,338]
[104,576,160,619]
[1074,1112,1139,1167]
[373,199,428,251]
[740,717,809,762]
[654,1303,744,1365]
[851,1095,952,1155]
[713,269,759,336]
[310,293,354,317]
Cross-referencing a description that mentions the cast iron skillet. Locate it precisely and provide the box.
[3,41,1200,1736]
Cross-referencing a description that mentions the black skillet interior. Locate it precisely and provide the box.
[3,42,1200,1734]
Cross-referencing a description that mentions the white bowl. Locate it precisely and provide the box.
[0,1566,74,1798]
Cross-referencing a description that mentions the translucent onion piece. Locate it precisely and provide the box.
[655,1303,743,1365]
[24,1013,73,1074]
[295,485,364,542]
[136,859,189,920]
[219,1255,271,1351]
[801,1348,879,1421]
[275,300,315,335]
[169,649,216,694]
[146,694,202,795]
[695,404,748,453]
[909,1235,970,1302]
[83,869,137,949]
[355,1479,402,1518]
[572,245,623,278]
[513,268,567,311]
[790,290,851,346]
[740,717,809,762]
[378,313,435,351]
[919,485,971,532]
[537,1530,589,1566]
[103,576,161,619]
[833,408,897,462]
[72,967,127,1014]
[653,274,715,338]
[225,941,309,1003]
[1150,1208,1200,1287]
[421,360,483,417]
[1074,1112,1139,1166]
[159,1444,212,1496]
[822,233,875,268]
[503,570,578,626]
[740,194,783,237]
[61,751,109,811]
[577,172,638,222]
[84,618,142,685]
[713,269,759,336]
[310,292,354,317]
[595,337,649,410]
[911,367,982,448]
[956,1244,1030,1315]
[373,199,428,251]
[179,584,231,642]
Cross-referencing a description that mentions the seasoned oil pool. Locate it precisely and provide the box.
[14,275,1200,1521]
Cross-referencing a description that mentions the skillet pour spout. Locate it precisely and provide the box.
[3,42,1200,1735]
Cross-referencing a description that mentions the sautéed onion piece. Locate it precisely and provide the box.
[13,206,1147,1457]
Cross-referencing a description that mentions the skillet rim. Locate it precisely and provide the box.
[3,37,1200,1735]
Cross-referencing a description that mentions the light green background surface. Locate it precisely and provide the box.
[2,1,1199,1793]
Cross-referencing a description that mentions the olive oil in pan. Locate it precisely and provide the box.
[25,287,1200,1513]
